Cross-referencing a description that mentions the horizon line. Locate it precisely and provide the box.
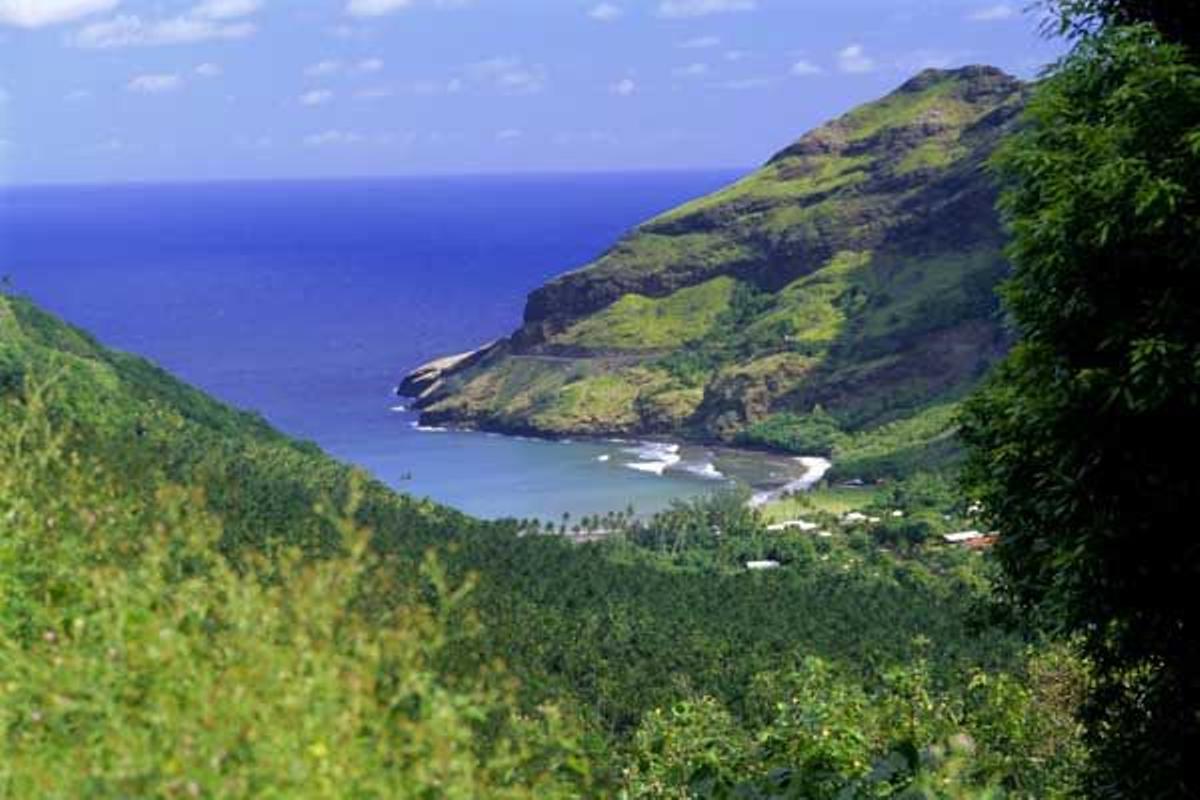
[0,164,756,191]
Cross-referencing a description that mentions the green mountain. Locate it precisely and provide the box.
[402,66,1026,478]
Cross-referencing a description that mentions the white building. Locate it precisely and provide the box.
[766,519,818,532]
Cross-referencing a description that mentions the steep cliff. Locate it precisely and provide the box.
[402,66,1026,475]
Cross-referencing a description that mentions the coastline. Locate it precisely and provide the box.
[748,457,834,507]
[393,401,830,501]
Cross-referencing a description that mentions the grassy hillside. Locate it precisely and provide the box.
[405,66,1025,479]
[0,293,597,797]
[2,294,1085,796]
[0,293,480,560]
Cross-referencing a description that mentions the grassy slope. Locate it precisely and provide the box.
[0,294,480,558]
[555,276,737,351]
[411,66,1024,481]
[0,295,599,797]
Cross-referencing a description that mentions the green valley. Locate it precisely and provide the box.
[0,290,1085,797]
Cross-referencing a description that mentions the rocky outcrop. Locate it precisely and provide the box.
[396,342,499,399]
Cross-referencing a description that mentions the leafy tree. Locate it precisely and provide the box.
[960,23,1200,796]
[625,697,755,798]
[1048,0,1200,51]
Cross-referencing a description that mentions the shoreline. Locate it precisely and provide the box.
[394,405,829,499]
[396,389,828,464]
[748,457,834,507]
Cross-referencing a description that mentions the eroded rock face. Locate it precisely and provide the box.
[396,343,499,399]
[400,66,1027,445]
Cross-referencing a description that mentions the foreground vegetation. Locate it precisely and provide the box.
[0,399,591,797]
[1,292,1087,796]
[962,7,1200,794]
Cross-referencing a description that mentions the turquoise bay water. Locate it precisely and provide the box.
[0,172,802,520]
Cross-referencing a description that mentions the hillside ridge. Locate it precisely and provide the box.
[401,65,1026,478]
[1,292,477,554]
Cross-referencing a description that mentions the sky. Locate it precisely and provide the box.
[0,0,1066,184]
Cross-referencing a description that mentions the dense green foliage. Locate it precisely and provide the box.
[1,293,593,796]
[739,402,964,481]
[1050,0,1200,50]
[1,294,1090,796]
[0,381,593,798]
[739,406,845,456]
[961,22,1200,797]
[0,294,480,562]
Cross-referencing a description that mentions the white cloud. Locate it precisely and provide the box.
[724,49,747,61]
[346,0,410,16]
[0,87,8,103]
[672,62,708,78]
[70,0,261,47]
[191,0,260,20]
[299,89,333,105]
[710,76,770,90]
[127,73,182,93]
[72,13,255,47]
[466,57,545,94]
[303,129,365,146]
[609,77,636,96]
[305,59,342,76]
[678,35,719,49]
[195,62,222,77]
[345,0,468,17]
[0,0,117,29]
[968,4,1015,21]
[658,0,755,19]
[588,2,621,21]
[790,59,822,76]
[837,43,875,74]
[65,88,92,101]
[495,128,522,141]
[305,57,383,78]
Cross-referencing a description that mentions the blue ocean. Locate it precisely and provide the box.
[0,171,778,520]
